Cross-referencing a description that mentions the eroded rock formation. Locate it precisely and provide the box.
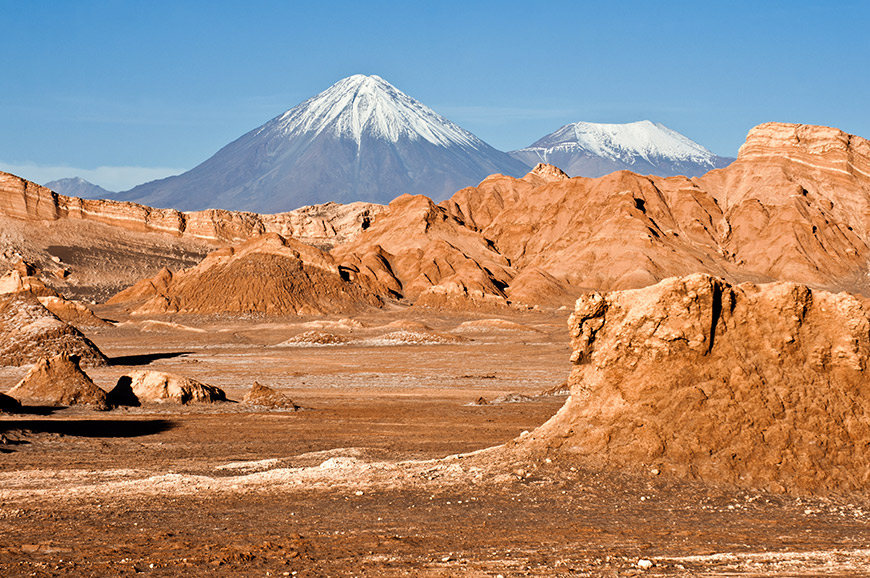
[525,274,870,495]
[7,354,108,409]
[0,292,107,366]
[108,233,383,315]
[109,371,226,405]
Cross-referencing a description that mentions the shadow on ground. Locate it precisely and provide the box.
[0,419,176,438]
[109,352,193,366]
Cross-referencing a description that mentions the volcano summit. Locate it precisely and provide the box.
[119,75,529,212]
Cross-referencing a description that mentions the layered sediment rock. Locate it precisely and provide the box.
[0,171,383,247]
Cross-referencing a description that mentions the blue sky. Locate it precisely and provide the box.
[1,0,868,190]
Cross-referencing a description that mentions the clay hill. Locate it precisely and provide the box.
[107,233,383,315]
[517,274,870,495]
[3,122,870,312]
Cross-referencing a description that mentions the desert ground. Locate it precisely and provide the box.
[2,305,869,577]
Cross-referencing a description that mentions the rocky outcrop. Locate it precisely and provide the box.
[0,292,107,366]
[525,274,870,495]
[109,233,383,315]
[438,122,870,301]
[333,194,516,309]
[0,171,383,247]
[109,370,226,405]
[7,354,108,409]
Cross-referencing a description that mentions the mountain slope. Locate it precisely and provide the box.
[509,120,733,178]
[119,75,529,212]
[45,177,114,199]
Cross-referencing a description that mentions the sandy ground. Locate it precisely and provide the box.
[1,307,869,577]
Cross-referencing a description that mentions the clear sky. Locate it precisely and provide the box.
[1,0,868,191]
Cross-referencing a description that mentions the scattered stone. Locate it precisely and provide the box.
[637,559,654,570]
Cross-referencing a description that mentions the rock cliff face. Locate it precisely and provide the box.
[437,122,870,303]
[0,171,383,301]
[524,274,870,495]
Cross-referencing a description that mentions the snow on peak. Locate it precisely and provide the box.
[265,74,482,149]
[530,120,718,164]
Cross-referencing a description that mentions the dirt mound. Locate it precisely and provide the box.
[243,382,298,409]
[6,354,108,409]
[365,330,464,346]
[525,274,870,495]
[454,318,541,333]
[109,370,226,405]
[109,234,383,315]
[0,292,107,367]
[277,330,351,347]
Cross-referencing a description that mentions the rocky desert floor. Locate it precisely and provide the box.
[1,306,869,577]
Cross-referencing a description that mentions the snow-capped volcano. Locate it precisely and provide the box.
[272,74,481,148]
[119,75,528,212]
[510,120,733,178]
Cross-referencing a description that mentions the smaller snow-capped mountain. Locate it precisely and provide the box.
[509,120,734,178]
[120,75,529,212]
[44,177,114,199]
